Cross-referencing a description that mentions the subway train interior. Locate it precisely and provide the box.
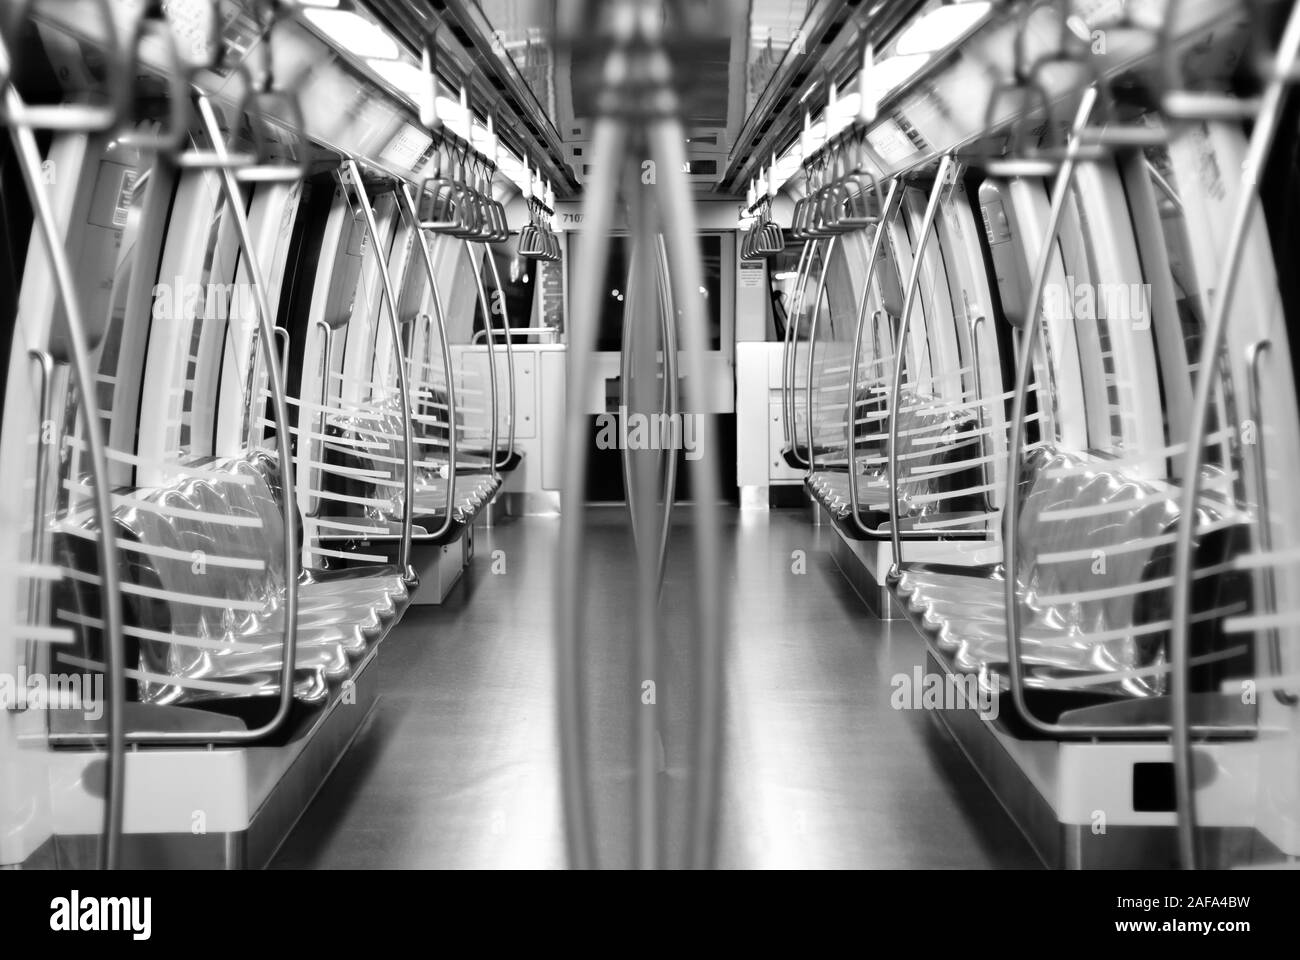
[1,0,1299,875]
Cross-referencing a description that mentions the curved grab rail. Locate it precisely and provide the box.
[471,326,560,344]
[1168,4,1300,868]
[886,154,956,576]
[175,94,298,742]
[557,12,725,866]
[339,161,415,581]
[396,185,459,544]
[655,232,679,591]
[619,223,681,595]
[556,119,626,869]
[306,318,333,523]
[990,86,1251,752]
[649,120,725,869]
[968,312,996,514]
[845,180,903,535]
[633,193,662,867]
[36,94,303,752]
[618,181,666,869]
[463,243,503,478]
[5,90,128,864]
[272,327,290,391]
[780,239,813,455]
[801,237,838,476]
[21,349,55,693]
[480,249,517,469]
[619,229,639,547]
[2,49,132,862]
[1244,339,1297,706]
[1000,87,1110,734]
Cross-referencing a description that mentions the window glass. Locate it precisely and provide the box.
[471,240,539,340]
[568,234,723,351]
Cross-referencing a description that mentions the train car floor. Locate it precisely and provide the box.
[271,507,1039,868]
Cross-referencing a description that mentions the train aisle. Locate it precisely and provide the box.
[272,510,1037,869]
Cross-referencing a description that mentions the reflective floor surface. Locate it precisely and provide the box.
[271,507,1039,869]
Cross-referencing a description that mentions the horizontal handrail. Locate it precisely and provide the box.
[471,326,561,343]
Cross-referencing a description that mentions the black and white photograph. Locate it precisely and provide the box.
[0,0,1298,920]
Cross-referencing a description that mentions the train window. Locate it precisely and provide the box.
[570,234,725,352]
[586,232,630,352]
[471,240,540,340]
[766,245,804,341]
[699,234,725,352]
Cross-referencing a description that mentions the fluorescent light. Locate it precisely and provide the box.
[497,154,523,178]
[767,54,927,197]
[894,2,991,56]
[492,149,535,196]
[366,58,424,98]
[827,91,861,134]
[436,94,467,132]
[303,8,400,61]
[775,151,802,176]
[365,61,482,153]
[863,53,931,101]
